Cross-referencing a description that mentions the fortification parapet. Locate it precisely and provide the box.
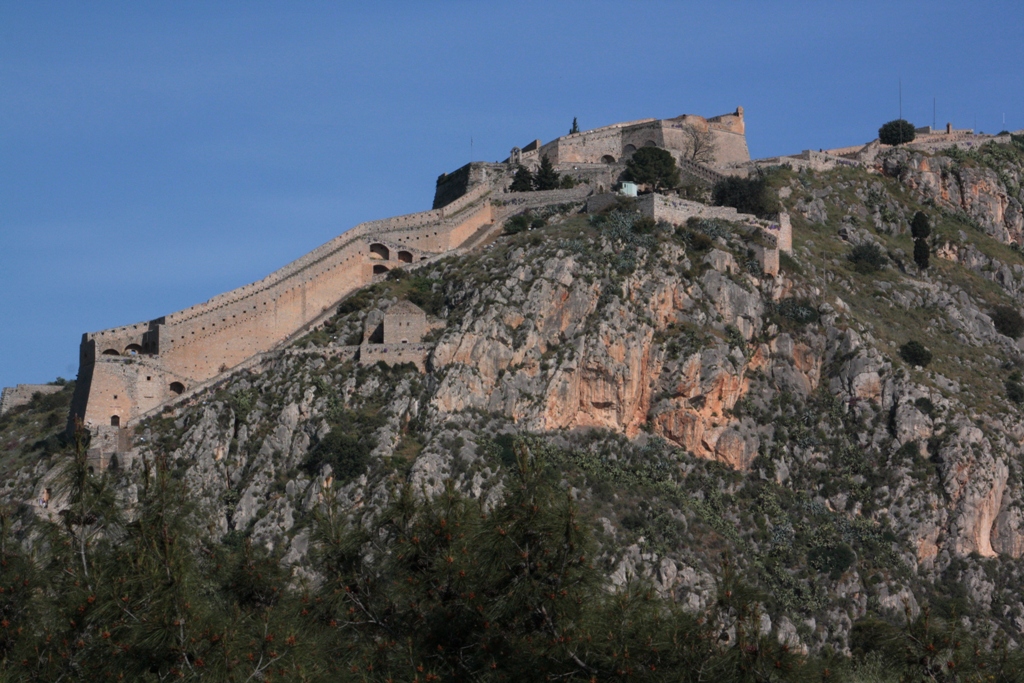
[1,384,63,416]
[73,179,496,433]
[494,186,593,217]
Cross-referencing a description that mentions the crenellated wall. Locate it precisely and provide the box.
[73,110,754,456]
[72,185,497,439]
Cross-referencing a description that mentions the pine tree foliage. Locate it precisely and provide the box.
[878,119,916,145]
[625,147,681,191]
[533,155,561,191]
[509,165,534,192]
[4,432,1024,680]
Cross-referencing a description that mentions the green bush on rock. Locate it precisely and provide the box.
[991,304,1024,338]
[899,340,933,368]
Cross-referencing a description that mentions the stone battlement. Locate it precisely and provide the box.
[70,180,496,437]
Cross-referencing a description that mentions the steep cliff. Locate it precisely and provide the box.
[4,136,1024,665]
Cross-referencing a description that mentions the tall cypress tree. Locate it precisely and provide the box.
[912,211,931,269]
[914,237,930,269]
[911,211,931,239]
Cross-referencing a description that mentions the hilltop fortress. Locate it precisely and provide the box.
[66,107,770,457]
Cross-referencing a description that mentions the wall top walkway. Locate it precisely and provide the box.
[91,187,495,337]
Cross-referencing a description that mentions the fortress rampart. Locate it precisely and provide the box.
[1,384,63,416]
[69,107,756,460]
[70,182,496,439]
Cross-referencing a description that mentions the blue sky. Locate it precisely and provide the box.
[2,1,1022,389]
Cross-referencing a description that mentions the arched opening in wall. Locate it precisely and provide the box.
[110,415,120,427]
[169,382,185,395]
[373,264,389,275]
[397,250,413,263]
[601,155,616,164]
[623,144,637,157]
[644,140,657,147]
[101,349,120,356]
[420,256,428,261]
[369,243,390,260]
[124,343,143,355]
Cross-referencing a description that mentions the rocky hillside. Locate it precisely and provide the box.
[4,135,1024,679]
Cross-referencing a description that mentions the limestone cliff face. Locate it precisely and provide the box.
[884,148,1024,245]
[429,242,782,471]
[422,170,1024,570]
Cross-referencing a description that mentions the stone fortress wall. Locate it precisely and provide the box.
[1,384,63,416]
[751,124,1018,174]
[510,109,750,170]
[68,107,755,456]
[70,182,496,436]
[585,193,791,276]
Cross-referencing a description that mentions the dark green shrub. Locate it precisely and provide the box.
[914,397,936,417]
[509,165,534,192]
[848,243,887,273]
[407,276,445,316]
[808,543,856,579]
[504,214,531,235]
[302,428,371,483]
[680,229,713,251]
[771,297,819,327]
[625,147,680,190]
[303,406,385,481]
[878,119,916,145]
[1006,371,1024,403]
[533,155,560,190]
[1006,380,1024,404]
[686,216,729,239]
[337,288,376,315]
[711,176,781,218]
[991,304,1024,338]
[631,216,657,235]
[899,340,933,367]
